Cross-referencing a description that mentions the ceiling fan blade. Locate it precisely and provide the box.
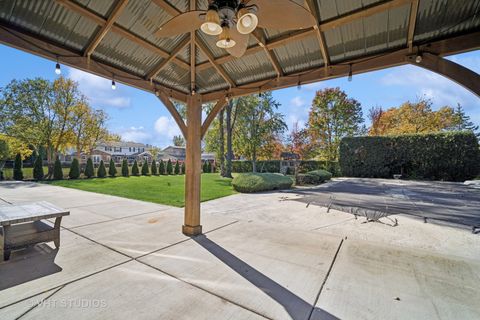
[249,0,316,30]
[155,11,204,37]
[226,29,249,58]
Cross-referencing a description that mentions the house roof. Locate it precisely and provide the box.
[0,1,479,103]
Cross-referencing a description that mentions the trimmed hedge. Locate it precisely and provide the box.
[308,169,332,182]
[339,131,480,181]
[69,158,80,179]
[231,160,340,176]
[232,173,293,193]
[53,157,63,180]
[296,173,320,185]
[97,160,107,178]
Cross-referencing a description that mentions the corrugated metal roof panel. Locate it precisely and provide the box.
[316,0,383,21]
[325,4,409,63]
[116,0,185,53]
[197,67,229,93]
[154,61,190,93]
[414,0,480,44]
[222,51,276,85]
[75,0,115,17]
[273,35,323,74]
[93,31,163,77]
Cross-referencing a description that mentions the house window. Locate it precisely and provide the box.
[105,146,107,151]
[129,147,131,152]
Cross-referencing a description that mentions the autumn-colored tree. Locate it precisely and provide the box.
[285,121,315,159]
[172,135,185,147]
[258,134,285,160]
[307,88,364,162]
[368,98,463,136]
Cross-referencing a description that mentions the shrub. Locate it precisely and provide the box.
[85,158,95,178]
[132,160,139,176]
[13,153,23,181]
[122,159,129,177]
[166,159,173,175]
[203,161,208,173]
[69,158,80,179]
[33,155,44,180]
[181,162,185,175]
[109,158,117,177]
[174,161,180,174]
[232,173,293,193]
[206,161,212,173]
[151,160,158,175]
[296,173,321,186]
[307,169,332,183]
[53,156,63,180]
[159,160,165,175]
[97,160,107,178]
[339,131,480,181]
[142,160,149,175]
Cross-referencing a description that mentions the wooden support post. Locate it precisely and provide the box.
[183,94,203,236]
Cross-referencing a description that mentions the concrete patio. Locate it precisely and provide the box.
[0,180,479,320]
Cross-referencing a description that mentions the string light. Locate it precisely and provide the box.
[348,64,353,82]
[297,81,301,90]
[111,75,116,90]
[55,57,61,75]
[415,53,423,63]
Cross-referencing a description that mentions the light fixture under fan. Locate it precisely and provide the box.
[155,0,317,58]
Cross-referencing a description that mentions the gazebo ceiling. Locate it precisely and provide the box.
[0,0,479,103]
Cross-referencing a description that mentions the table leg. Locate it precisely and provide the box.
[54,217,62,248]
[0,226,4,262]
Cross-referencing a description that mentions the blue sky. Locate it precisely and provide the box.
[1,44,479,148]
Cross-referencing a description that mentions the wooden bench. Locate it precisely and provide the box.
[0,201,69,261]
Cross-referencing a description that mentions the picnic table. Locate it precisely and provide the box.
[0,201,69,261]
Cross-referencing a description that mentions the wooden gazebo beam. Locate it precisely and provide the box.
[83,0,129,57]
[200,31,480,102]
[252,29,284,78]
[407,0,419,52]
[146,36,190,80]
[306,0,330,68]
[0,23,189,102]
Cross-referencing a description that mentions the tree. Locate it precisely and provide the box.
[72,103,109,158]
[285,122,314,159]
[174,160,180,174]
[203,161,208,173]
[151,160,158,175]
[109,158,117,177]
[132,160,139,176]
[172,135,185,147]
[368,98,460,136]
[85,158,95,178]
[121,159,129,177]
[307,88,364,162]
[181,162,185,175]
[69,158,80,179]
[159,160,165,175]
[53,156,63,180]
[234,93,287,172]
[13,153,23,180]
[206,161,212,173]
[452,104,479,136]
[166,159,173,175]
[33,155,44,180]
[97,160,106,178]
[141,160,149,175]
[149,146,160,160]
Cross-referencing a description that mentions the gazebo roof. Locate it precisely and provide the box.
[0,0,479,103]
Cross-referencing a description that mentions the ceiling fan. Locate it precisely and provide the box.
[155,0,317,58]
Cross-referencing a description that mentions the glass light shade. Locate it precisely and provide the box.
[236,8,258,34]
[111,80,116,90]
[55,63,61,75]
[201,9,222,35]
[216,27,236,49]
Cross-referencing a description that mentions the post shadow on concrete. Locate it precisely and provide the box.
[193,235,338,320]
[0,243,62,290]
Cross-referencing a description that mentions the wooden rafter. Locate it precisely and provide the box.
[252,29,283,77]
[407,0,420,52]
[200,31,480,102]
[195,37,236,88]
[151,0,181,16]
[0,22,188,102]
[190,0,196,94]
[197,0,414,71]
[83,0,128,57]
[305,0,330,68]
[156,90,187,137]
[146,36,190,80]
[55,0,190,70]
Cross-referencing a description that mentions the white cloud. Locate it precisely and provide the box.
[119,126,151,143]
[290,96,305,108]
[67,67,131,108]
[154,116,182,140]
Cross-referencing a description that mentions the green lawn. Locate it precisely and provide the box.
[45,174,236,207]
